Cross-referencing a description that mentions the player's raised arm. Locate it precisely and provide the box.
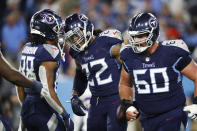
[0,52,42,91]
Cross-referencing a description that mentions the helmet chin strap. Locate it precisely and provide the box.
[58,37,66,62]
[79,40,88,51]
[79,35,93,51]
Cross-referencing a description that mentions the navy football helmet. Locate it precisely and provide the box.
[63,13,94,52]
[30,9,62,40]
[30,9,66,61]
[128,13,159,53]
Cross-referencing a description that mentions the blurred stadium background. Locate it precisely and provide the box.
[0,0,197,130]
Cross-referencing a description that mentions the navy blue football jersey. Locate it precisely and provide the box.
[120,40,192,116]
[70,29,123,96]
[19,43,61,94]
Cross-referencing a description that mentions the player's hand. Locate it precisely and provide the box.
[71,95,86,116]
[117,99,136,122]
[184,97,197,120]
[184,104,197,120]
[126,106,139,122]
[32,80,43,93]
[61,112,74,131]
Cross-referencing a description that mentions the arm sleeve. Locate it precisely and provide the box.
[170,40,192,71]
[73,69,88,96]
[175,55,192,71]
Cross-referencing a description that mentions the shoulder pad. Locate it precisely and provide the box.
[99,29,122,40]
[162,39,190,52]
[43,44,60,59]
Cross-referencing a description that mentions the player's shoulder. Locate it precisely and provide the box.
[161,39,190,53]
[21,43,39,55]
[42,44,59,58]
[120,44,133,60]
[99,29,122,40]
[36,44,60,61]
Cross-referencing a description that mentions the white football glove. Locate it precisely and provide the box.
[126,106,138,122]
[183,104,197,120]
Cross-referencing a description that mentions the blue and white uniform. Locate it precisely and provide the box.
[120,40,191,131]
[70,29,127,131]
[19,43,65,131]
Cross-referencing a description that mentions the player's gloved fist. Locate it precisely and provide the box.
[32,80,43,93]
[126,106,139,122]
[117,99,136,122]
[71,94,86,116]
[184,97,197,120]
[62,112,74,131]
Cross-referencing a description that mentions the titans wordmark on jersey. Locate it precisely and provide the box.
[120,39,192,116]
[70,29,123,97]
[19,43,60,93]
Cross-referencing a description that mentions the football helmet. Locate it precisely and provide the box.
[30,9,63,40]
[63,13,94,52]
[128,13,159,53]
[30,9,66,61]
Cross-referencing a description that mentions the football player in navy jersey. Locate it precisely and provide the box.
[63,13,127,131]
[0,26,43,131]
[0,52,42,91]
[0,42,43,131]
[17,9,73,131]
[117,12,197,131]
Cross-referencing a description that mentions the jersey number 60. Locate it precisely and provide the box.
[133,67,169,94]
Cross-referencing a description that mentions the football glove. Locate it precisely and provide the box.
[62,112,74,131]
[117,99,133,122]
[71,95,86,116]
[126,106,138,122]
[183,97,197,120]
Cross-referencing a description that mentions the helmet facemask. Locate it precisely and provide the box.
[64,27,86,52]
[128,28,154,53]
[51,14,66,62]
[63,13,94,52]
[57,25,66,62]
[64,25,93,52]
